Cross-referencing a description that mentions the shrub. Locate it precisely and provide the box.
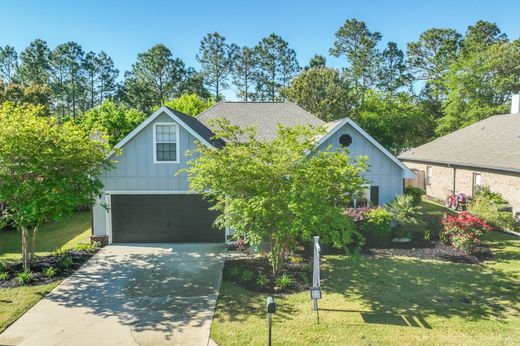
[289,255,303,264]
[441,212,492,254]
[227,266,242,279]
[256,273,270,287]
[238,270,254,283]
[274,274,291,289]
[74,242,99,252]
[387,195,423,237]
[16,270,33,284]
[468,187,516,231]
[344,207,371,223]
[43,266,58,278]
[362,208,393,241]
[0,271,9,281]
[53,248,66,257]
[404,186,425,206]
[60,255,74,269]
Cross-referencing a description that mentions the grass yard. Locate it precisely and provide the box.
[0,211,91,333]
[0,211,91,262]
[211,201,520,345]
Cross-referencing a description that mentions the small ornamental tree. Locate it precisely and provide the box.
[0,102,113,270]
[182,119,367,274]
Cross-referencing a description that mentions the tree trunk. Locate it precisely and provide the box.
[21,227,30,271]
[270,237,286,276]
[31,224,39,262]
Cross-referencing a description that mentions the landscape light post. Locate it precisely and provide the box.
[266,296,276,346]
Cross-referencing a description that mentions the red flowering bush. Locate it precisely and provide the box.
[441,212,492,254]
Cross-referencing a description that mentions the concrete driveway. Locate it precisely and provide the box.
[0,243,226,346]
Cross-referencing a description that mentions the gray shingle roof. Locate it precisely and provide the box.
[197,102,326,142]
[163,106,225,147]
[399,113,520,173]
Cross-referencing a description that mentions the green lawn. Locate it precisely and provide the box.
[0,211,91,262]
[0,211,91,333]
[211,202,520,345]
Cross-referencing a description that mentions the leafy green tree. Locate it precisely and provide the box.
[0,102,112,270]
[79,100,146,145]
[377,42,410,95]
[330,19,382,95]
[182,119,367,274]
[438,41,520,134]
[357,91,435,153]
[0,45,18,84]
[230,46,256,101]
[163,93,215,116]
[254,34,300,101]
[407,28,461,115]
[124,44,187,112]
[197,33,236,100]
[0,82,51,110]
[17,39,51,86]
[280,67,354,121]
[306,54,327,69]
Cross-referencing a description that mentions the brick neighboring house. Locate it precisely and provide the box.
[399,95,520,217]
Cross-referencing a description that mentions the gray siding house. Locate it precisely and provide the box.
[93,102,413,244]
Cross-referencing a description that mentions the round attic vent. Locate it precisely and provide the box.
[339,134,352,147]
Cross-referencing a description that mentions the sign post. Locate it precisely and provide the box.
[310,236,322,323]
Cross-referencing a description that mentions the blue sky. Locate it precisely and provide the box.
[1,0,520,98]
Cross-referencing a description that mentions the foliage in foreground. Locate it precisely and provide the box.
[183,119,367,274]
[0,102,113,270]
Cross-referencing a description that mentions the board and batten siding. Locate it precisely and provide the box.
[316,122,404,205]
[92,112,200,236]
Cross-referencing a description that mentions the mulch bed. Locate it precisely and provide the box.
[0,249,98,289]
[364,241,493,264]
[223,254,312,294]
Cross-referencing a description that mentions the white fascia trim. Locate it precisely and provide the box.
[153,122,180,164]
[109,106,214,157]
[315,117,415,179]
[104,191,194,195]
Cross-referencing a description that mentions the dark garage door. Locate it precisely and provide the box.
[111,194,222,243]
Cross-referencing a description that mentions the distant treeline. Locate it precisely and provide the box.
[1,19,518,153]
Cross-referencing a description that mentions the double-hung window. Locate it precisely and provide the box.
[154,123,179,163]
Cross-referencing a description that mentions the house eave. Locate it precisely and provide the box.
[400,157,520,175]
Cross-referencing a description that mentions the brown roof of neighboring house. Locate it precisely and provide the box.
[399,113,520,173]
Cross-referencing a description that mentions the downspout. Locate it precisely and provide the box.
[448,164,457,193]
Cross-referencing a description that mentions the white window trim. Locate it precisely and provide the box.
[153,122,180,164]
